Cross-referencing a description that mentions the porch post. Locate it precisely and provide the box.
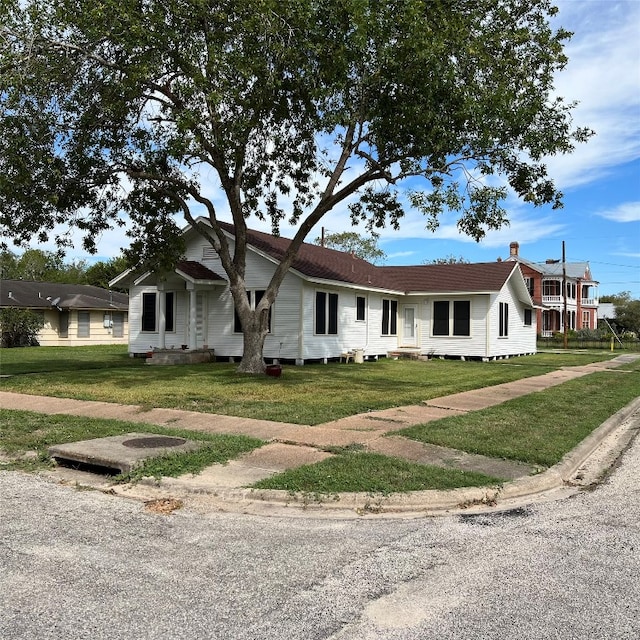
[158,289,166,350]
[188,286,197,350]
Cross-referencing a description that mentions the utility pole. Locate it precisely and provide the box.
[562,240,568,350]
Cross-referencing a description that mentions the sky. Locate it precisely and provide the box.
[24,0,640,299]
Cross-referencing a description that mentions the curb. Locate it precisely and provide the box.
[129,396,640,518]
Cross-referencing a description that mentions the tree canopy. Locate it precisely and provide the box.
[0,0,592,371]
[313,231,386,264]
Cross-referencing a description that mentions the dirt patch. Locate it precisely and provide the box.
[144,497,184,515]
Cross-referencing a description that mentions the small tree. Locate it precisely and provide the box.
[0,308,45,347]
[314,231,386,264]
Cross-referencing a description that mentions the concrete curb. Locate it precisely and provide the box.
[129,396,640,518]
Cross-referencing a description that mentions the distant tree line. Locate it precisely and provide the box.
[0,249,130,290]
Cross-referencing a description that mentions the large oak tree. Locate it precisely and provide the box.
[0,0,591,372]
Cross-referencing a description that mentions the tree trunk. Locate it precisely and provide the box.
[237,317,268,374]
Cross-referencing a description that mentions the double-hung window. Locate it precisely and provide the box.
[433,301,470,336]
[499,302,509,337]
[356,296,366,322]
[381,299,397,335]
[315,291,338,335]
[141,292,157,332]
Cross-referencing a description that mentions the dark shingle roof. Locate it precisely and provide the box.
[216,222,517,293]
[175,260,226,282]
[0,280,128,310]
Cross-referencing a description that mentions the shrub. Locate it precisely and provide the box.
[0,308,45,347]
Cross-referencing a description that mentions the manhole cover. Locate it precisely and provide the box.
[122,436,187,449]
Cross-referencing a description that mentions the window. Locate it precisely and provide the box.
[499,302,509,337]
[77,311,90,338]
[524,308,533,326]
[543,280,561,297]
[356,296,366,322]
[112,312,125,338]
[582,310,590,329]
[381,299,398,335]
[432,301,470,336]
[524,277,535,296]
[315,291,338,335]
[433,301,449,336]
[453,301,470,336]
[234,290,272,333]
[141,292,157,332]
[59,310,69,338]
[165,292,175,333]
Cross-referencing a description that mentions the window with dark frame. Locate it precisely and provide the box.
[499,302,509,337]
[356,296,366,321]
[433,301,449,336]
[453,301,470,336]
[433,300,471,336]
[141,292,157,332]
[382,299,397,335]
[165,292,175,333]
[524,308,532,326]
[315,291,338,335]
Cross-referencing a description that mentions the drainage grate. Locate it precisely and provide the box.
[122,436,187,449]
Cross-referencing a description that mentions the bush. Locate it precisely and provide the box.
[0,308,45,347]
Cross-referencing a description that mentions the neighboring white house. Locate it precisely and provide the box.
[0,279,129,347]
[112,221,537,362]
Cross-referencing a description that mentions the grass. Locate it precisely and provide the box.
[0,409,264,480]
[251,451,504,494]
[0,345,618,425]
[1,346,637,494]
[396,363,640,467]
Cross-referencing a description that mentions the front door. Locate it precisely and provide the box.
[401,306,418,347]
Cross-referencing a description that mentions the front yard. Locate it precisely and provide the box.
[1,346,638,493]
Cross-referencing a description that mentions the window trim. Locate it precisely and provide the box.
[432,300,471,337]
[356,295,366,322]
[499,302,509,337]
[141,292,157,333]
[381,298,398,336]
[77,311,91,338]
[315,290,339,335]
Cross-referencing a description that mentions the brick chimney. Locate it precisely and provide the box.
[509,242,519,257]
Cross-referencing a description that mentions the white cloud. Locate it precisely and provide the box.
[545,1,640,188]
[596,201,640,223]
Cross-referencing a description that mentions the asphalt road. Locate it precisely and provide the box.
[2,435,639,640]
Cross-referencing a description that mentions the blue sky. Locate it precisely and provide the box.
[31,0,640,298]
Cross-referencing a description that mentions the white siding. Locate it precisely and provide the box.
[419,295,490,358]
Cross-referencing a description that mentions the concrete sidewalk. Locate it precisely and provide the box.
[1,354,639,516]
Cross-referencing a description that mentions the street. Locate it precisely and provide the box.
[2,435,639,640]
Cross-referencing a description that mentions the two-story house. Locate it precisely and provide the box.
[505,242,599,337]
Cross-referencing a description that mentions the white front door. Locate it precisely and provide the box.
[401,306,418,347]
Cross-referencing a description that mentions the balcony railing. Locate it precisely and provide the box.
[581,298,598,306]
[542,295,561,304]
[542,295,599,306]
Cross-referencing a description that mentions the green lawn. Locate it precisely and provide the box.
[0,408,264,482]
[0,345,617,425]
[396,364,640,467]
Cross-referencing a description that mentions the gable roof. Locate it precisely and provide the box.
[213,221,523,295]
[0,280,128,311]
[175,260,226,283]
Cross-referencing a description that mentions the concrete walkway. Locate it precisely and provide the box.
[1,354,639,515]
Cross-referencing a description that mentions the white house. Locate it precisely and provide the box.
[112,221,537,362]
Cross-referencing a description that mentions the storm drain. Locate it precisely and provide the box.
[122,436,187,449]
[48,432,203,475]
